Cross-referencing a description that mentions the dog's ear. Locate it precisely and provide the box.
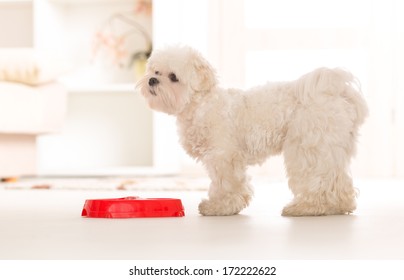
[189,51,218,92]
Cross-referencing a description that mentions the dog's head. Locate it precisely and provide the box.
[137,46,218,115]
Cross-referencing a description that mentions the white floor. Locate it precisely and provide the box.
[0,179,403,260]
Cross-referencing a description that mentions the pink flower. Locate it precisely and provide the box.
[92,2,152,68]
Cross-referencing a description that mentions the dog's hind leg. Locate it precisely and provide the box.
[282,133,358,216]
[282,168,357,216]
[198,156,253,216]
[282,107,356,216]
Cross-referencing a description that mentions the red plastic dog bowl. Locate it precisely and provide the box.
[81,196,185,218]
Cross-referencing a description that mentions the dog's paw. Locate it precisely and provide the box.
[281,202,324,217]
[198,198,244,216]
[282,200,354,217]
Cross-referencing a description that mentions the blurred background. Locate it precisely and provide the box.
[0,0,403,179]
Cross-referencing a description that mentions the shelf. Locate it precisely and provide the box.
[0,0,32,7]
[47,0,134,4]
[61,82,137,94]
[0,0,32,3]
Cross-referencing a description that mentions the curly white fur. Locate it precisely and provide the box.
[138,46,368,216]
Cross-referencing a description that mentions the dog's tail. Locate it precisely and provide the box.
[295,67,368,126]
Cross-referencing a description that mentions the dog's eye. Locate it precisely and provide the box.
[155,71,160,75]
[169,73,179,82]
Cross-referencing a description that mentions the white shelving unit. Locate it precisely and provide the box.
[39,0,153,176]
[1,0,154,175]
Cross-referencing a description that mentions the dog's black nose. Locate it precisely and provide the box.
[149,77,159,86]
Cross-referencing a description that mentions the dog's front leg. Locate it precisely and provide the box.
[198,158,253,216]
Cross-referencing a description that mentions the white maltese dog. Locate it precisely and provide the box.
[138,45,368,216]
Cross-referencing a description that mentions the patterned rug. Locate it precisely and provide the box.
[0,176,210,191]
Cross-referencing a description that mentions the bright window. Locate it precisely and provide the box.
[153,0,404,178]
